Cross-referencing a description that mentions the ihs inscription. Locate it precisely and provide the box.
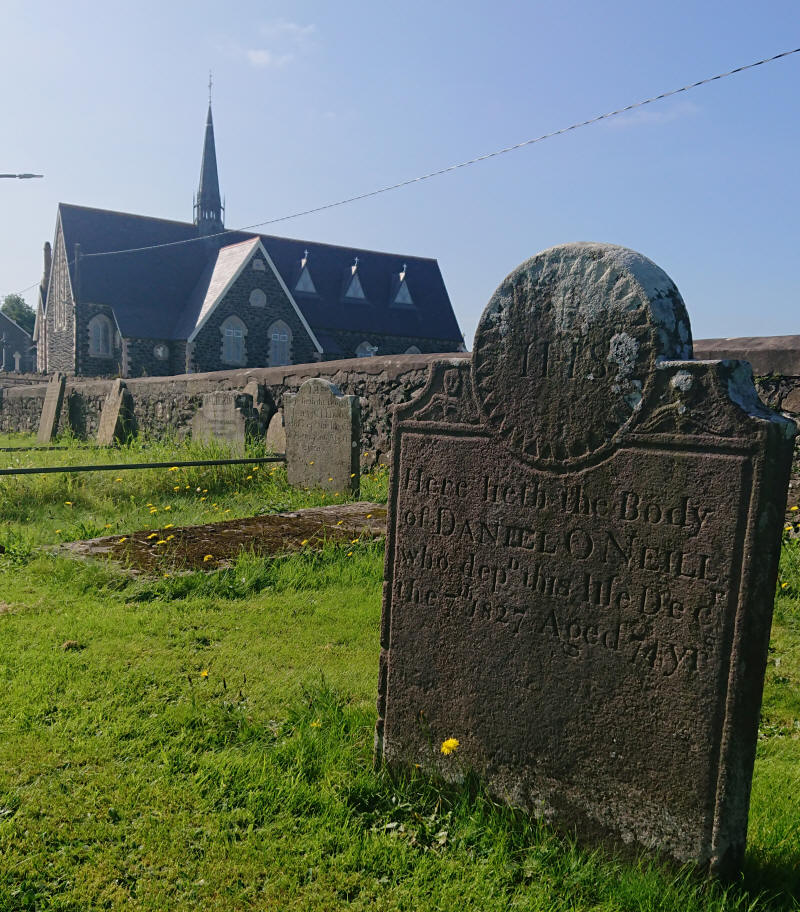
[472,243,691,469]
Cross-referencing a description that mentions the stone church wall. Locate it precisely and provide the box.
[45,229,77,374]
[190,257,318,373]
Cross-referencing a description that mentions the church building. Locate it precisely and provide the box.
[34,104,464,377]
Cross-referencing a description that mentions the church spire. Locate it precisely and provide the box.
[194,82,224,236]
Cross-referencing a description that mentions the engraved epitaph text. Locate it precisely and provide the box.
[377,243,796,878]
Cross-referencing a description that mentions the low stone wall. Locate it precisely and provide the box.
[3,343,800,488]
[0,353,471,461]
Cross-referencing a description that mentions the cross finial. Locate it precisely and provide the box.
[354,256,359,267]
[208,70,213,104]
[304,249,308,259]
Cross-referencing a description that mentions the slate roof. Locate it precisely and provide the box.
[55,203,463,347]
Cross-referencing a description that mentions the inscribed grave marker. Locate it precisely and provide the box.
[96,379,134,445]
[37,372,66,443]
[265,409,286,453]
[191,390,256,454]
[284,379,359,493]
[376,242,796,877]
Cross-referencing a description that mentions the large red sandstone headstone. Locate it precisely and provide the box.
[376,243,796,877]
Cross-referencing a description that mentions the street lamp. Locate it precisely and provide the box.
[0,174,43,179]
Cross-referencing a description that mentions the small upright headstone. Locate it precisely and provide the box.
[96,379,135,446]
[265,409,286,453]
[191,390,256,454]
[37,372,66,444]
[376,243,796,878]
[284,379,359,493]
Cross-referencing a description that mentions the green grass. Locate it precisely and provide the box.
[0,431,387,549]
[0,442,798,910]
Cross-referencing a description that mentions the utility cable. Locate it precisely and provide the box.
[13,44,800,292]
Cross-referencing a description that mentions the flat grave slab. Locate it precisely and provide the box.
[376,242,796,877]
[60,502,386,573]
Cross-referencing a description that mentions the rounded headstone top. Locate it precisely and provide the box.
[472,242,693,470]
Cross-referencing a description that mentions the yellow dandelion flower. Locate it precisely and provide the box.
[164,523,174,529]
[173,485,180,491]
[366,513,372,518]
[246,475,253,480]
[118,537,128,544]
[55,529,62,534]
[185,485,190,490]
[301,539,309,546]
[336,520,343,526]
[156,539,167,545]
[163,573,170,578]
[347,551,353,557]
[200,496,207,501]
[200,669,209,678]
[350,538,359,544]
[781,582,789,589]
[147,533,158,540]
[168,466,179,472]
[104,524,111,529]
[166,534,175,541]
[203,554,213,562]
[350,473,356,478]
[223,508,230,513]
[64,501,73,506]
[310,719,321,728]
[115,477,122,482]
[309,460,315,465]
[792,506,799,511]
[440,738,459,755]
[164,505,171,511]
[202,489,208,493]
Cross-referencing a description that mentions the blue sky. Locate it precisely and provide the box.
[2,0,798,346]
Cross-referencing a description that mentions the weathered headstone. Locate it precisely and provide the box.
[96,379,135,446]
[376,243,796,877]
[284,379,359,493]
[37,372,66,443]
[265,409,286,453]
[191,390,257,454]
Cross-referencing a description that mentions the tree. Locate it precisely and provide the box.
[1,294,35,335]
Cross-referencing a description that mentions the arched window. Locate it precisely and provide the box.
[268,320,292,367]
[355,341,377,358]
[249,288,266,307]
[405,345,421,355]
[220,315,247,366]
[88,313,114,357]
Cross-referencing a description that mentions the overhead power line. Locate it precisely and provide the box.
[12,43,800,295]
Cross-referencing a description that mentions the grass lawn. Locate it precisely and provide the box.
[0,433,798,910]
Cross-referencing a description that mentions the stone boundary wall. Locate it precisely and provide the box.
[0,353,471,462]
[2,339,800,486]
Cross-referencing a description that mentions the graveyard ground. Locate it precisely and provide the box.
[0,433,798,911]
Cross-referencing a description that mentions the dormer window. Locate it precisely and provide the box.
[344,257,366,300]
[391,264,414,308]
[394,282,413,305]
[295,251,317,294]
[355,341,377,358]
[252,258,266,271]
